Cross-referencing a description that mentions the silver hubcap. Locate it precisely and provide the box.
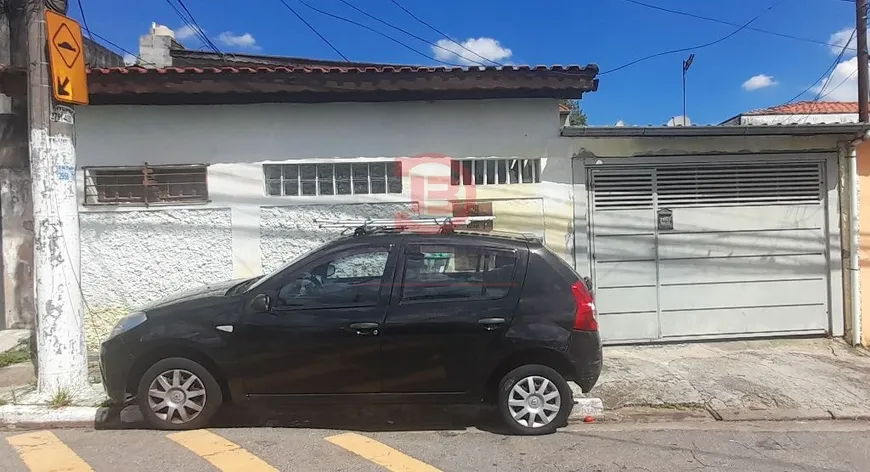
[508,375,561,428]
[147,369,206,424]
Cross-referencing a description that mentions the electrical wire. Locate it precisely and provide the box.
[164,0,221,55]
[777,29,855,109]
[387,0,502,66]
[617,0,853,51]
[275,0,350,61]
[600,0,786,75]
[74,0,92,39]
[786,28,856,125]
[173,0,223,54]
[85,30,155,66]
[335,0,489,67]
[818,67,858,100]
[295,0,466,67]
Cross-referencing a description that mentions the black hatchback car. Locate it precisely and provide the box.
[100,226,602,435]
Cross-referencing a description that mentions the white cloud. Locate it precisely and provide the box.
[174,24,203,41]
[217,32,259,50]
[814,56,860,101]
[742,74,777,91]
[432,37,512,66]
[829,27,858,55]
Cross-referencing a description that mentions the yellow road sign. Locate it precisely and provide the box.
[45,10,88,105]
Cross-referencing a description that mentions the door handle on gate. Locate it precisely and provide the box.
[346,322,380,336]
[478,317,506,330]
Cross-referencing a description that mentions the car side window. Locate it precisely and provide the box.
[276,248,390,309]
[401,244,518,302]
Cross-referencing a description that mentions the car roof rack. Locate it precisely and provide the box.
[315,216,496,236]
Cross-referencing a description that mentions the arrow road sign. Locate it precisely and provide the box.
[45,10,88,105]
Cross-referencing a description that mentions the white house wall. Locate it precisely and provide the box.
[73,99,575,347]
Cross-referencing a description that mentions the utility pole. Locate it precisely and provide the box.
[18,0,87,395]
[858,0,868,122]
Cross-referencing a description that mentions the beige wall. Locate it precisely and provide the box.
[858,141,870,345]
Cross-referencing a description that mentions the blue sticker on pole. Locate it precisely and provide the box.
[57,165,75,181]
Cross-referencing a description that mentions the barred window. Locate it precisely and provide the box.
[84,165,208,205]
[264,162,403,196]
[450,158,541,186]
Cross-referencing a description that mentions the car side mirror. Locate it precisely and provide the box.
[250,293,271,313]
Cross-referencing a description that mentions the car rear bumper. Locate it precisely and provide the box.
[567,330,602,393]
[100,337,134,404]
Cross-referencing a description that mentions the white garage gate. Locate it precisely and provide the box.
[585,154,838,344]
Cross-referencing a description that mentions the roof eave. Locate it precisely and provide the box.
[561,124,870,138]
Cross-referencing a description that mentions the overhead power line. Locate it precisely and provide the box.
[295,0,465,67]
[164,0,222,55]
[275,0,350,62]
[778,28,856,108]
[87,30,155,66]
[600,0,786,75]
[75,0,92,39]
[788,28,857,125]
[618,0,854,51]
[335,0,488,67]
[387,0,502,66]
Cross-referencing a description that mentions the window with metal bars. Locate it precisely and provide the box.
[84,165,209,205]
[264,162,403,196]
[449,158,542,186]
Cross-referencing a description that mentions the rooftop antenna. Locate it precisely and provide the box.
[682,54,695,126]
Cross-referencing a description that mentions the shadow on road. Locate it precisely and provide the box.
[95,403,519,434]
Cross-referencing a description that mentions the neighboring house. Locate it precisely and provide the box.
[720,101,859,125]
[559,102,570,127]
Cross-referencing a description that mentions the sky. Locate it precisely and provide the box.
[70,0,858,126]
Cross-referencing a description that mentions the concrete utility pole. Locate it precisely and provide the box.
[858,0,868,122]
[18,0,87,395]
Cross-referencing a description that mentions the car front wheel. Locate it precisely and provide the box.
[497,364,573,435]
[137,357,223,430]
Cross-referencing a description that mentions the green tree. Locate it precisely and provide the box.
[559,99,588,126]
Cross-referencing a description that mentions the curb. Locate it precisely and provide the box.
[0,405,105,429]
[567,397,605,421]
[714,408,833,422]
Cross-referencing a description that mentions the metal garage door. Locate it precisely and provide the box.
[588,160,831,343]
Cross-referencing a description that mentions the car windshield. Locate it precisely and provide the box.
[244,239,335,293]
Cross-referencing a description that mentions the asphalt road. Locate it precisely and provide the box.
[2,420,870,471]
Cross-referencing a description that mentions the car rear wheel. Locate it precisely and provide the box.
[497,364,573,435]
[137,357,223,430]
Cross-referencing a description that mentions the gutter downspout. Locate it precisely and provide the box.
[848,131,870,346]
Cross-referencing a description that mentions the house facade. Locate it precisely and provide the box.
[6,25,868,350]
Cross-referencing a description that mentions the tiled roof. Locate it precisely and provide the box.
[87,64,597,76]
[559,103,571,112]
[744,101,858,115]
[85,63,600,106]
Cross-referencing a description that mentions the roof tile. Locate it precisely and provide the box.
[745,101,859,115]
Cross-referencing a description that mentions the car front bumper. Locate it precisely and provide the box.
[100,336,135,404]
[567,330,603,393]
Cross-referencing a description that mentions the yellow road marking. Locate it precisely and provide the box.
[6,431,93,472]
[167,429,279,472]
[326,432,441,472]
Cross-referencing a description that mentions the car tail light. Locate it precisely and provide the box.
[571,280,598,331]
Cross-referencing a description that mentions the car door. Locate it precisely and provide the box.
[380,238,527,397]
[238,242,397,397]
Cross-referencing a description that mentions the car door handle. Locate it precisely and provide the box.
[346,322,380,336]
[478,317,506,330]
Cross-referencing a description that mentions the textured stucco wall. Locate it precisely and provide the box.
[260,203,419,273]
[80,209,233,347]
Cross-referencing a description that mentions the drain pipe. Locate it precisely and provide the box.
[848,131,870,346]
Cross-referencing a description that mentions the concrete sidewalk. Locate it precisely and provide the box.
[585,338,870,421]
